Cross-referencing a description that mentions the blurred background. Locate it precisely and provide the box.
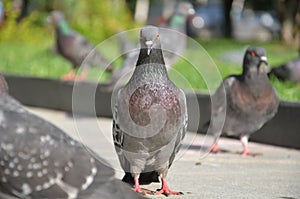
[0,0,299,101]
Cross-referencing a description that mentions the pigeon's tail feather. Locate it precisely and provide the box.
[122,172,159,185]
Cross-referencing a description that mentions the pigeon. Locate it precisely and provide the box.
[269,57,300,83]
[209,46,279,156]
[48,11,114,81]
[112,26,188,196]
[105,2,195,90]
[0,74,145,199]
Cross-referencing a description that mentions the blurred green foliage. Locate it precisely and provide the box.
[0,0,299,101]
[0,0,136,44]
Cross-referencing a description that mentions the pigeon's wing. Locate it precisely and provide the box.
[0,109,98,199]
[112,89,130,172]
[168,89,188,166]
[73,33,113,71]
[209,76,236,136]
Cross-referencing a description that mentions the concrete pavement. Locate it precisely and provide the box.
[27,106,300,199]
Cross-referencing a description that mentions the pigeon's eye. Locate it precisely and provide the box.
[251,51,256,57]
[156,34,160,38]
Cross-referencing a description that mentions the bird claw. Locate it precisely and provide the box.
[211,144,220,153]
[155,188,183,196]
[61,73,76,81]
[133,187,152,195]
[239,150,261,157]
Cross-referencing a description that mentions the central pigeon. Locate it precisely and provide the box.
[112,26,188,196]
[48,11,114,81]
[0,74,144,199]
[209,46,279,156]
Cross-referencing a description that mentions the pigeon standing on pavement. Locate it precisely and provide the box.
[105,2,194,90]
[209,46,279,156]
[112,26,188,196]
[269,57,300,83]
[48,11,114,81]
[0,74,144,199]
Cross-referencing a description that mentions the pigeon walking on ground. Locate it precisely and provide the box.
[105,2,194,90]
[48,11,114,81]
[0,75,144,199]
[112,26,188,196]
[209,46,279,156]
[269,57,300,83]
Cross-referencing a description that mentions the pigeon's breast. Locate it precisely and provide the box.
[129,83,182,128]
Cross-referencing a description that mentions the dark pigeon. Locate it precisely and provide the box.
[112,26,188,196]
[0,75,144,199]
[48,11,114,81]
[209,46,279,156]
[105,2,194,90]
[269,57,300,83]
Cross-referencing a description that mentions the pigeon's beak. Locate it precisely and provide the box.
[145,40,153,55]
[259,56,270,73]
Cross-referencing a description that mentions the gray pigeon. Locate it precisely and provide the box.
[0,74,144,199]
[48,11,114,81]
[112,26,187,196]
[269,57,300,83]
[105,2,194,90]
[209,46,279,156]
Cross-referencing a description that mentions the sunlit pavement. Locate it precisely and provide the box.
[28,106,300,199]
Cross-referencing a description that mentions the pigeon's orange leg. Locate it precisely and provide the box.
[155,177,183,196]
[61,70,76,81]
[133,176,152,195]
[211,142,220,153]
[240,135,261,156]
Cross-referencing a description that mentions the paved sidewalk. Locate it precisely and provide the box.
[28,106,300,199]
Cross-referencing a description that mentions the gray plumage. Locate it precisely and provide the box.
[0,75,144,199]
[105,2,194,90]
[112,26,187,195]
[210,46,279,155]
[269,57,300,82]
[48,11,113,79]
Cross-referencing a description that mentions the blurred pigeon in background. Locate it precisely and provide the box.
[269,57,300,83]
[209,46,279,156]
[104,1,195,90]
[0,74,145,199]
[112,26,187,196]
[48,11,114,81]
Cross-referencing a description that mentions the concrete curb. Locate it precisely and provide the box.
[4,74,300,149]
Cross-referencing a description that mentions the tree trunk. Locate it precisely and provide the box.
[277,0,299,45]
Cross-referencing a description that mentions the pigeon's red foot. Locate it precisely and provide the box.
[61,72,87,81]
[133,177,152,195]
[133,186,152,194]
[211,143,220,153]
[239,150,261,157]
[61,72,76,81]
[155,178,183,196]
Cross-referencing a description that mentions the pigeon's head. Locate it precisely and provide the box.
[48,11,65,26]
[0,74,8,93]
[140,26,161,56]
[175,2,195,16]
[243,46,270,74]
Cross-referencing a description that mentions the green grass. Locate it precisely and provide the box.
[0,39,299,102]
